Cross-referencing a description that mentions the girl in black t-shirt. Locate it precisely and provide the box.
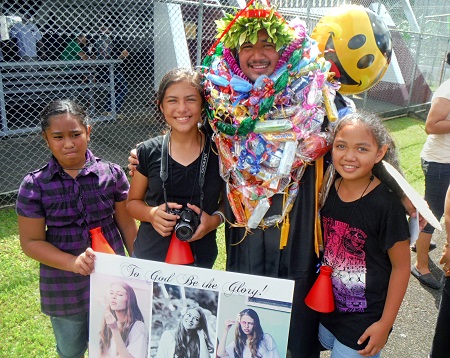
[318,112,410,357]
[126,68,223,268]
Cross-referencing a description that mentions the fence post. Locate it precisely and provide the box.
[196,0,205,67]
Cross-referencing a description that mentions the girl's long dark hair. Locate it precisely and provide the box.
[173,307,214,358]
[233,309,264,358]
[99,281,145,354]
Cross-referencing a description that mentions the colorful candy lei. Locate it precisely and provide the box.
[202,3,341,233]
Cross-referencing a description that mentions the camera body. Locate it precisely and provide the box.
[169,208,200,241]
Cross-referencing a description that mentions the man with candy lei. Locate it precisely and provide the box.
[203,2,341,234]
[201,1,350,357]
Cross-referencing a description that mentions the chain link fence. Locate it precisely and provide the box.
[1,0,450,208]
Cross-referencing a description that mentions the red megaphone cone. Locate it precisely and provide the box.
[90,227,115,254]
[305,265,335,313]
[165,232,194,265]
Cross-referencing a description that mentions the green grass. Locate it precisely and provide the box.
[0,208,56,357]
[0,116,426,356]
[384,116,427,194]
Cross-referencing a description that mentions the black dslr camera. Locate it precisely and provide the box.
[169,208,200,241]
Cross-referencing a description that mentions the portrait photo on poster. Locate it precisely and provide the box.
[89,274,151,358]
[216,294,292,358]
[90,253,295,357]
[151,284,219,358]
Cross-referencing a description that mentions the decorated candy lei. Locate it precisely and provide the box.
[201,4,341,233]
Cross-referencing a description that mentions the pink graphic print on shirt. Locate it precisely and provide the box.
[322,216,368,313]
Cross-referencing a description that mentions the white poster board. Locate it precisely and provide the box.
[89,253,294,358]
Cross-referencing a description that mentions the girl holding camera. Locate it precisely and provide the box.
[126,68,223,268]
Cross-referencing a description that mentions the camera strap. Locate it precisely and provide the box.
[160,133,170,213]
[160,131,210,217]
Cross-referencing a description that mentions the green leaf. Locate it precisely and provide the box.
[239,31,248,47]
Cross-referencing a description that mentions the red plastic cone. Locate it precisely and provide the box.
[304,265,335,313]
[165,232,194,265]
[90,227,115,254]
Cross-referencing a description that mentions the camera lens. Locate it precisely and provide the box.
[175,221,194,241]
[172,208,199,241]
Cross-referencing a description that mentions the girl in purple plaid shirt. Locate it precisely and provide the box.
[16,99,137,358]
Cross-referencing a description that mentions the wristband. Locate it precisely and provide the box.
[212,211,225,225]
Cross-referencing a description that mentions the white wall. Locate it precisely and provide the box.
[153,2,191,91]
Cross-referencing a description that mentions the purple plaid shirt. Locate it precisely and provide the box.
[16,150,129,317]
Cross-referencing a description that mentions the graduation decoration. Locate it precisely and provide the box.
[311,5,392,94]
[201,1,394,248]
[202,0,337,235]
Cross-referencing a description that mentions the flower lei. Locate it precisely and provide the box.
[201,17,340,231]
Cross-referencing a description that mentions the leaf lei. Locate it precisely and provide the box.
[215,7,295,52]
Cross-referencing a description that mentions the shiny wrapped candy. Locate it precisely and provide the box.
[202,18,342,230]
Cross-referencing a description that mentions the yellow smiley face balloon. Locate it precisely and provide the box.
[311,5,392,94]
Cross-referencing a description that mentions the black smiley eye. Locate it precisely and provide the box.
[348,34,366,50]
[357,54,375,69]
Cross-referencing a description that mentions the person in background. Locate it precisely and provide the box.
[430,184,450,358]
[94,24,129,117]
[39,16,64,61]
[319,112,410,357]
[411,78,450,290]
[60,34,91,100]
[9,13,42,61]
[16,99,137,358]
[60,33,89,61]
